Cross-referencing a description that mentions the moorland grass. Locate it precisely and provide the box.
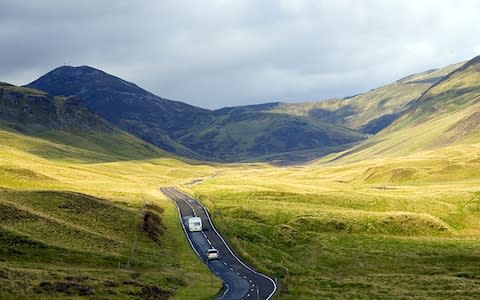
[3,97,480,299]
[0,128,221,299]
[190,143,480,299]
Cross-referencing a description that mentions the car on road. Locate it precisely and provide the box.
[188,217,202,232]
[206,248,220,261]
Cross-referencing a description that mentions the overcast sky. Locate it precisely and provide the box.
[1,0,479,109]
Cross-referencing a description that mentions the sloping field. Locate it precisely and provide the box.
[191,140,480,299]
[268,62,464,133]
[328,56,480,163]
[0,127,221,299]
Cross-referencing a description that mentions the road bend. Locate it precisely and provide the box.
[160,187,277,300]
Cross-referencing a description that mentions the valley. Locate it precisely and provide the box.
[1,54,480,299]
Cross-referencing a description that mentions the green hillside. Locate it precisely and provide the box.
[0,83,221,299]
[184,56,480,299]
[190,139,480,299]
[326,56,480,163]
[268,61,464,134]
[175,61,465,163]
[25,61,465,165]
[179,105,363,162]
[0,82,170,163]
[25,66,208,159]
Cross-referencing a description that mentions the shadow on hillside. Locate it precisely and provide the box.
[2,121,364,166]
[1,124,172,164]
[240,142,364,166]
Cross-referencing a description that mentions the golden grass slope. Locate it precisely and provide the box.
[189,138,480,298]
[188,58,480,298]
[268,61,464,131]
[2,56,479,299]
[0,127,221,299]
[323,56,480,164]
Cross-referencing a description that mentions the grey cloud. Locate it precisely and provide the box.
[1,0,479,109]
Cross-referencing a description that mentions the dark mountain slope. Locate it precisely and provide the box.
[179,107,363,162]
[26,66,366,163]
[0,82,167,162]
[26,66,212,158]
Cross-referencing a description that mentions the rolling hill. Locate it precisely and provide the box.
[182,103,363,162]
[166,60,463,163]
[27,61,465,164]
[265,61,465,134]
[327,55,480,163]
[25,66,210,159]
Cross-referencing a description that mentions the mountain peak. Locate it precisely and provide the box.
[26,65,142,98]
[50,65,106,76]
[24,65,214,158]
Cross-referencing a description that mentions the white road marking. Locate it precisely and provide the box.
[201,231,213,247]
[191,190,278,299]
[163,188,278,299]
[220,283,230,298]
[167,191,201,258]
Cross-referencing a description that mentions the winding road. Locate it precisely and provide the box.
[160,187,277,300]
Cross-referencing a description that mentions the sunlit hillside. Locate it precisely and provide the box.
[0,83,221,299]
[0,127,223,299]
[187,56,480,299]
[268,61,464,134]
[190,140,480,299]
[325,56,480,163]
[2,55,480,299]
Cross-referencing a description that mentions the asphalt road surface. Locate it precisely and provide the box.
[161,187,277,300]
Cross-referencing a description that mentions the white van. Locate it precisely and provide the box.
[188,217,202,232]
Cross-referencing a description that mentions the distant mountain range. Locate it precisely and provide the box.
[25,66,363,162]
[5,55,475,163]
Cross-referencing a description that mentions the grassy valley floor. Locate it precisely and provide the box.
[189,143,480,299]
[3,125,480,299]
[0,128,222,299]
